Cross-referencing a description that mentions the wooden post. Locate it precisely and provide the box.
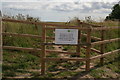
[0,14,2,60]
[85,27,91,71]
[0,12,2,79]
[100,30,105,65]
[75,29,81,64]
[76,30,81,55]
[41,25,46,75]
[76,20,81,56]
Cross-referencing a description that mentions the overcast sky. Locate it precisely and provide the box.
[1,0,119,22]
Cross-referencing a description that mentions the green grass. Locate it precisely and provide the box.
[3,50,40,77]
[53,71,78,78]
[2,19,120,78]
[90,69,106,78]
[90,60,120,78]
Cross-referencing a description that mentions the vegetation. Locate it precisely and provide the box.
[105,2,120,20]
[1,14,120,79]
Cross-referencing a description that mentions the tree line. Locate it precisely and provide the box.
[105,2,120,21]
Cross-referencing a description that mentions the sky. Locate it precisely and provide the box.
[1,0,119,22]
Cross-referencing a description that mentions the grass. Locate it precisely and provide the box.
[90,69,106,78]
[3,50,40,77]
[2,19,120,78]
[90,60,120,78]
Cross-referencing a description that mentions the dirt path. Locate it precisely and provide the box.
[52,41,69,58]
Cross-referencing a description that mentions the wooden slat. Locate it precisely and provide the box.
[3,46,40,57]
[2,46,100,55]
[3,32,101,41]
[80,21,119,28]
[2,32,101,41]
[46,26,120,30]
[3,46,41,51]
[2,19,82,29]
[92,27,120,30]
[82,46,101,54]
[90,49,120,60]
[2,45,100,55]
[80,21,104,27]
[91,48,101,54]
[45,26,89,30]
[91,38,120,46]
[44,57,87,61]
[2,18,37,25]
[2,46,80,55]
[40,43,89,46]
[81,33,101,41]
[2,19,97,30]
[2,32,41,38]
[2,32,54,39]
[46,50,80,55]
[2,19,119,30]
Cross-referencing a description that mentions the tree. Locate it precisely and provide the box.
[0,10,1,17]
[105,2,120,20]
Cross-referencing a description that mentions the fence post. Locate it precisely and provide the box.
[100,30,105,65]
[0,12,2,79]
[76,20,81,56]
[85,27,91,71]
[76,30,81,55]
[41,25,46,75]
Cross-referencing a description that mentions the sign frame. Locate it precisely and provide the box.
[55,29,78,44]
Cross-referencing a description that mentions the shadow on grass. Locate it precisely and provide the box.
[70,57,119,79]
[2,64,31,77]
[2,55,119,79]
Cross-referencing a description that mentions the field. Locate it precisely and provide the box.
[2,19,120,79]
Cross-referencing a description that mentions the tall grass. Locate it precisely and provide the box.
[2,17,120,78]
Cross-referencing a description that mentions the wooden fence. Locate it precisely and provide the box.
[0,18,2,64]
[1,19,120,75]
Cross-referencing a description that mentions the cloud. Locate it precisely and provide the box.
[2,1,119,22]
[50,2,83,12]
[3,2,46,10]
[48,2,115,13]
[2,2,117,13]
[93,8,111,13]
[2,0,119,2]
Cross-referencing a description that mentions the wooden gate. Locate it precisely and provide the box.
[1,19,120,75]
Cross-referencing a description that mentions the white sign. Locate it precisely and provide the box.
[55,29,78,44]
